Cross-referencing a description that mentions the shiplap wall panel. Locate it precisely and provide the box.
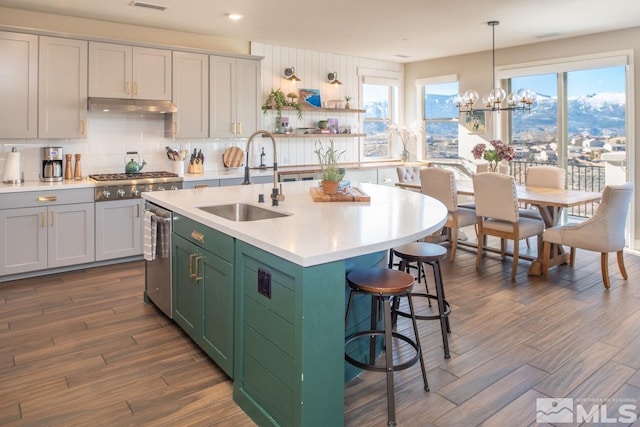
[251,42,402,164]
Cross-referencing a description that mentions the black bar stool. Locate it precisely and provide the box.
[390,242,452,359]
[345,267,428,426]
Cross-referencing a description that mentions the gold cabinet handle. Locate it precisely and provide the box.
[190,230,204,243]
[134,82,139,96]
[194,255,204,282]
[40,212,45,228]
[136,204,140,218]
[189,253,196,279]
[174,122,178,135]
[50,211,54,227]
[80,120,86,136]
[37,195,57,202]
[126,81,131,95]
[232,122,237,134]
[194,184,208,189]
[237,122,242,135]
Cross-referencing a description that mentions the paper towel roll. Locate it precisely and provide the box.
[3,151,22,183]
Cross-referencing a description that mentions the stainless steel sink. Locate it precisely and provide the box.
[198,203,290,222]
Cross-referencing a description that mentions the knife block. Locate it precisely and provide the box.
[187,163,204,174]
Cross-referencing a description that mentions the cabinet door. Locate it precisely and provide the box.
[133,47,171,100]
[235,58,261,137]
[172,235,200,338]
[0,207,47,275]
[0,32,38,138]
[48,203,95,268]
[95,199,143,261]
[209,55,235,138]
[88,42,132,98]
[38,36,88,139]
[200,250,234,377]
[171,51,209,138]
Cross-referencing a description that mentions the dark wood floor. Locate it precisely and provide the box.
[1,240,639,426]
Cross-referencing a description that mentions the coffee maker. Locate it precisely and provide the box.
[41,147,63,182]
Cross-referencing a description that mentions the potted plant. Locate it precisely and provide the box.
[344,95,352,109]
[261,88,303,133]
[314,139,345,195]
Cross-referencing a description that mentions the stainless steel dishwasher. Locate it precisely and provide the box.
[144,201,173,318]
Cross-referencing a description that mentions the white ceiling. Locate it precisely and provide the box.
[2,0,640,62]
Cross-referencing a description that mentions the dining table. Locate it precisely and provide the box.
[396,179,602,275]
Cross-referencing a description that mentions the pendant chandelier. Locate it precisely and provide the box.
[455,21,536,115]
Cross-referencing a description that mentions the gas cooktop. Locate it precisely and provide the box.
[89,171,179,181]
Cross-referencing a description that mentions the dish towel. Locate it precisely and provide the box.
[156,218,170,259]
[143,210,157,261]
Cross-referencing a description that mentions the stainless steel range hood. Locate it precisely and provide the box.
[87,97,177,113]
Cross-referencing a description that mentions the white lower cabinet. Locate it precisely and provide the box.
[0,199,95,276]
[95,199,143,261]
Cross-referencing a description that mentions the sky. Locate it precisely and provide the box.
[419,65,626,98]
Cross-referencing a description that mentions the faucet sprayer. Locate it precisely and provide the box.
[243,130,284,206]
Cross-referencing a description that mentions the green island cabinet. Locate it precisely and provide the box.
[170,214,385,426]
[172,214,234,378]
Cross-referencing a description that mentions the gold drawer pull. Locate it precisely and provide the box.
[194,185,208,189]
[194,256,204,282]
[190,230,204,243]
[37,196,57,202]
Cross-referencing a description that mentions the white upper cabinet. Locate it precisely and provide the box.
[38,36,88,139]
[0,31,38,138]
[89,42,171,100]
[170,51,209,138]
[210,56,260,138]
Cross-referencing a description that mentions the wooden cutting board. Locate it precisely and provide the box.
[222,146,244,168]
[310,187,371,202]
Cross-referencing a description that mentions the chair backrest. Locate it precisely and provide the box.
[472,172,519,222]
[396,166,421,183]
[420,167,456,211]
[525,165,565,189]
[585,182,634,251]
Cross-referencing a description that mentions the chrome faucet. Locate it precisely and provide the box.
[243,130,285,206]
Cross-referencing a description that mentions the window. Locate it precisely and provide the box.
[362,83,393,159]
[421,79,459,159]
[503,57,629,218]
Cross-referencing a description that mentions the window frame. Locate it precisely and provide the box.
[417,75,460,160]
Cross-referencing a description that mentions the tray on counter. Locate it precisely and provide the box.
[310,187,370,202]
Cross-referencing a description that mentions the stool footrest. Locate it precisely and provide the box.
[395,293,451,321]
[345,330,420,373]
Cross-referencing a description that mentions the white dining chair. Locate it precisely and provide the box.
[542,182,633,288]
[396,166,422,184]
[473,172,545,280]
[421,167,476,261]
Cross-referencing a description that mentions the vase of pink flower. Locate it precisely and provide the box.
[471,139,515,172]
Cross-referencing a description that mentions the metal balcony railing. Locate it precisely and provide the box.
[510,161,604,217]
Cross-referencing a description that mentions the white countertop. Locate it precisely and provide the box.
[143,180,447,267]
[0,178,95,193]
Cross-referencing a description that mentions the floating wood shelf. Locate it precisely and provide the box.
[265,106,366,113]
[272,133,366,138]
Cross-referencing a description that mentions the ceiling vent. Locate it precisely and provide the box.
[129,1,168,11]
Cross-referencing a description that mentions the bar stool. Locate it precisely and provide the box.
[390,242,451,359]
[345,267,428,426]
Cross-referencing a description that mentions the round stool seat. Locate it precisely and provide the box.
[392,242,447,262]
[347,267,414,295]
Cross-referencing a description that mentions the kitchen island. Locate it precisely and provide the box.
[143,180,447,427]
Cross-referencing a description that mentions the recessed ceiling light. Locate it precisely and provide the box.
[226,13,244,21]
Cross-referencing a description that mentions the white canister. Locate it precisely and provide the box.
[170,160,185,177]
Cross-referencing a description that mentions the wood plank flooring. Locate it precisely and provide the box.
[1,240,639,426]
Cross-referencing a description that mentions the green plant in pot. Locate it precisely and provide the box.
[314,139,345,195]
[261,88,303,133]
